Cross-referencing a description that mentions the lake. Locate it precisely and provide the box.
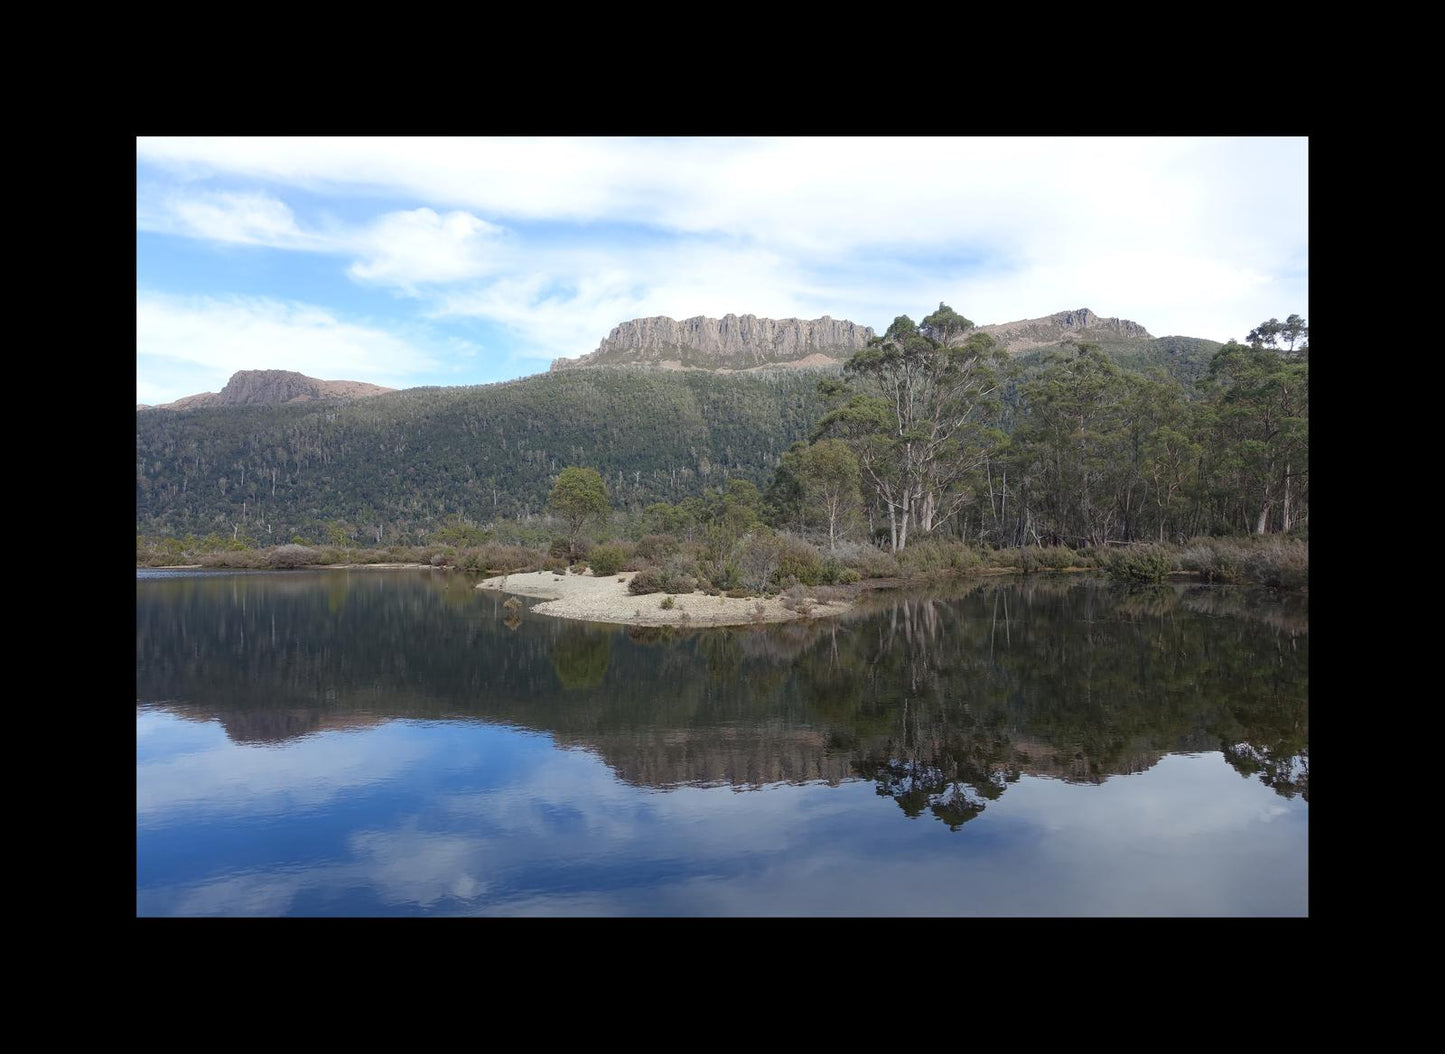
[136,568,1308,916]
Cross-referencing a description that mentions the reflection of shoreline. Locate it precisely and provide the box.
[138,574,1307,806]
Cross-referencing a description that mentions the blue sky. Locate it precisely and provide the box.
[136,137,1309,406]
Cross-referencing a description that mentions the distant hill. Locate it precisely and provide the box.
[135,308,1230,541]
[139,369,394,411]
[551,314,874,372]
[972,307,1152,352]
[136,367,830,542]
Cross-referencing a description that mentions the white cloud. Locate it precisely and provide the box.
[347,207,504,288]
[135,292,439,404]
[136,137,1308,376]
[166,191,322,249]
[140,189,505,291]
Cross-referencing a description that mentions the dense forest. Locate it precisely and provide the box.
[135,307,1305,559]
[136,368,829,544]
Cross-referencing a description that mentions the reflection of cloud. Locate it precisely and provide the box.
[349,824,491,906]
[137,715,1307,916]
[137,719,429,820]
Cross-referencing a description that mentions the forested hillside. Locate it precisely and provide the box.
[136,367,831,544]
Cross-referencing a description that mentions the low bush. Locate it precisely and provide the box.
[628,570,662,595]
[1032,545,1080,570]
[268,544,318,569]
[634,534,680,561]
[1103,545,1174,583]
[1179,541,1241,582]
[1242,541,1309,589]
[588,543,629,577]
[776,535,827,586]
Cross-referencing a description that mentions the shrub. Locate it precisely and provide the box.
[628,570,662,595]
[833,541,899,579]
[587,543,628,577]
[1103,545,1174,583]
[542,556,568,573]
[776,535,827,586]
[268,544,318,569]
[1179,541,1241,582]
[837,568,862,585]
[659,595,676,610]
[634,533,680,561]
[1033,545,1080,570]
[1242,541,1308,589]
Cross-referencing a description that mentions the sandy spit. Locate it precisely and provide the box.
[477,570,850,628]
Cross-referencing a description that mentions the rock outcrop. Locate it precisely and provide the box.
[140,370,394,411]
[974,308,1153,354]
[551,314,875,372]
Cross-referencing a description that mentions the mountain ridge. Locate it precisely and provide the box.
[139,369,394,411]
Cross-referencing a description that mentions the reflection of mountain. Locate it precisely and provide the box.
[136,573,1308,816]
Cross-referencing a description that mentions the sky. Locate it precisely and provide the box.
[136,136,1309,406]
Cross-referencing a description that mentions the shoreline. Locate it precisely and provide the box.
[478,570,852,628]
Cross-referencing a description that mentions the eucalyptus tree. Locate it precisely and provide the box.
[1206,322,1308,534]
[548,466,610,556]
[816,307,1007,550]
[1010,343,1134,547]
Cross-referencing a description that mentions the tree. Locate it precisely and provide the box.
[1207,330,1308,534]
[817,308,1006,550]
[548,466,610,557]
[792,439,862,549]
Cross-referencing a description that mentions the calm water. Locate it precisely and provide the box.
[136,569,1308,916]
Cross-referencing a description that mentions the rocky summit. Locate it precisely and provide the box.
[140,370,394,410]
[974,308,1153,354]
[550,314,876,372]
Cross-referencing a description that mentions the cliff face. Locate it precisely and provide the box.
[141,370,394,410]
[975,308,1153,354]
[551,314,875,371]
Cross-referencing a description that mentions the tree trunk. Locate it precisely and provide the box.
[1281,460,1293,532]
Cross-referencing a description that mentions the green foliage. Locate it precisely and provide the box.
[659,595,676,610]
[1102,545,1175,583]
[776,534,827,586]
[587,543,629,577]
[628,570,661,595]
[136,367,831,544]
[549,466,610,552]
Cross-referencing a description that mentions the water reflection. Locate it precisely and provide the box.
[137,571,1308,807]
[137,570,1307,915]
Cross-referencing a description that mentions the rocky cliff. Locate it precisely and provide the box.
[551,314,875,372]
[141,370,394,410]
[975,308,1153,354]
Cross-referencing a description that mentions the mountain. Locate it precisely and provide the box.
[972,307,1153,353]
[135,308,1229,541]
[136,367,830,541]
[551,314,874,372]
[139,369,394,411]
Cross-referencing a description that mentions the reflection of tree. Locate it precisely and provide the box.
[138,574,1308,819]
[1223,742,1308,801]
[550,628,613,691]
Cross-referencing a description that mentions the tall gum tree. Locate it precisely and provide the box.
[816,306,1006,550]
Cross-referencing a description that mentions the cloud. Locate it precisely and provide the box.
[164,191,323,249]
[136,137,1308,377]
[135,292,439,404]
[347,207,504,289]
[141,188,505,288]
